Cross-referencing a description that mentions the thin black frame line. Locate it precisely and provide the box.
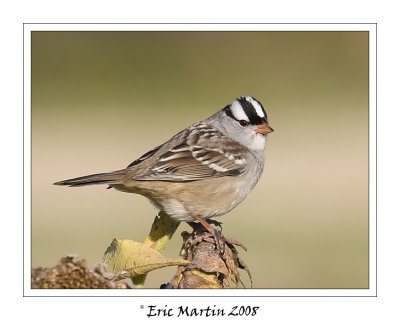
[24,25,377,297]
[30,28,33,297]
[28,31,372,33]
[23,30,376,298]
[30,288,372,290]
[22,23,25,296]
[23,22,377,25]
[25,28,376,296]
[375,23,378,297]
[367,32,371,288]
[27,294,377,298]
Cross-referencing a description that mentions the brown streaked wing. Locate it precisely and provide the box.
[133,136,247,182]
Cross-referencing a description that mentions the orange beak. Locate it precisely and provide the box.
[255,121,274,135]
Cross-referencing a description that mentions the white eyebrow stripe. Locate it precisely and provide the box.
[230,99,249,121]
[246,96,265,118]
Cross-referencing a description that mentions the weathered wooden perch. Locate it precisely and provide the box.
[31,255,132,289]
[168,226,252,288]
[32,212,252,289]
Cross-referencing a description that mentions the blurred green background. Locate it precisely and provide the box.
[31,31,369,288]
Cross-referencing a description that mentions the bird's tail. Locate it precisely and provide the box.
[54,169,126,187]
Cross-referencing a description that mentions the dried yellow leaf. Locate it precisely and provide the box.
[103,238,189,277]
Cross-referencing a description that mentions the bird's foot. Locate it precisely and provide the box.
[188,219,227,256]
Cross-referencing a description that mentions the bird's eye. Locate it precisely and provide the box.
[239,120,249,127]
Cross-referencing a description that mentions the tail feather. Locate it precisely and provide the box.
[54,170,125,187]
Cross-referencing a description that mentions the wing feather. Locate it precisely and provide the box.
[133,124,248,182]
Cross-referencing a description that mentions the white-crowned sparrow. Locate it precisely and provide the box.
[55,96,273,223]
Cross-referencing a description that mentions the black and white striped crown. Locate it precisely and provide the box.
[224,96,267,125]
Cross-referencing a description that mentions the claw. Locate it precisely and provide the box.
[210,227,225,256]
[224,236,247,252]
[183,218,251,288]
[237,257,253,288]
[187,218,226,255]
[206,219,223,231]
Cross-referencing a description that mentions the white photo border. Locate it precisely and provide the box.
[23,23,377,297]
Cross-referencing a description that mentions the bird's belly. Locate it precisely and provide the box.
[114,176,249,222]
